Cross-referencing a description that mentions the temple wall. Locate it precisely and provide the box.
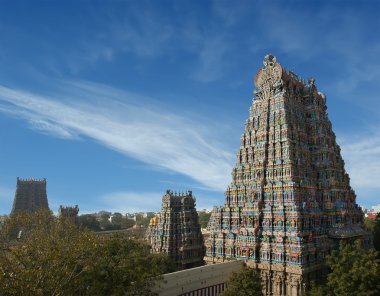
[155,261,244,296]
[156,259,326,296]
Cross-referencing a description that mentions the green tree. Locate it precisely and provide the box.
[198,211,211,228]
[136,213,154,227]
[306,284,330,296]
[99,211,112,230]
[323,240,380,296]
[78,214,101,231]
[110,213,135,230]
[0,210,174,295]
[219,266,263,296]
[371,213,380,252]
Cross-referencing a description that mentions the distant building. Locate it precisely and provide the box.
[147,190,204,270]
[58,205,79,224]
[372,204,380,213]
[365,204,380,218]
[367,214,378,219]
[11,177,50,215]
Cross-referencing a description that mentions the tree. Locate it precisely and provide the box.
[371,213,380,252]
[198,211,211,228]
[110,213,135,230]
[78,214,101,231]
[307,240,380,296]
[99,211,112,230]
[364,213,380,253]
[327,240,380,296]
[136,213,154,227]
[306,284,330,296]
[219,266,263,296]
[0,210,174,295]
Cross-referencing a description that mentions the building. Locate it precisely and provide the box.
[205,55,369,295]
[58,205,79,224]
[147,190,204,270]
[11,177,50,215]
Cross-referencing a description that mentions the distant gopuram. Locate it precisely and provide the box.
[58,205,79,224]
[205,55,369,295]
[11,177,50,215]
[147,190,204,270]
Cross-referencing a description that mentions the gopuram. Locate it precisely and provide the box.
[205,55,369,295]
[147,190,204,270]
[58,205,79,224]
[11,177,50,215]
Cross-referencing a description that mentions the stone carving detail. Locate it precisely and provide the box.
[254,54,283,90]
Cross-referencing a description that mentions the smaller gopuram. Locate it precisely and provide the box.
[11,177,50,215]
[58,205,79,224]
[147,190,204,270]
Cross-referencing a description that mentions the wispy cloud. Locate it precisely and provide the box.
[339,130,380,206]
[191,35,232,83]
[0,82,234,191]
[99,191,162,213]
[249,2,380,97]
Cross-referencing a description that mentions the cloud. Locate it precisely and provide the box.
[339,130,380,207]
[0,82,234,191]
[191,35,232,83]
[99,191,162,213]
[255,3,380,92]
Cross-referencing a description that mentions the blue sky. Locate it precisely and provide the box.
[0,0,379,214]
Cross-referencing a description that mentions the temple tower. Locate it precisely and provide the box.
[11,177,50,215]
[205,55,369,295]
[147,190,204,270]
[58,205,79,224]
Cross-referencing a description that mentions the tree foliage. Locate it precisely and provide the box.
[326,240,380,296]
[0,210,174,296]
[307,240,380,296]
[198,211,211,228]
[364,213,380,252]
[371,213,380,252]
[219,266,263,296]
[135,213,154,227]
[77,214,101,231]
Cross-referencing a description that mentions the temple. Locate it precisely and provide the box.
[147,190,204,270]
[205,55,369,295]
[58,205,79,224]
[11,177,50,215]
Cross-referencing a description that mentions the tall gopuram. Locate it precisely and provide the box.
[205,55,369,296]
[147,190,204,270]
[11,177,50,215]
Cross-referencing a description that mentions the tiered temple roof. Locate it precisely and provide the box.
[147,190,204,270]
[58,205,79,224]
[11,177,50,215]
[205,55,369,295]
